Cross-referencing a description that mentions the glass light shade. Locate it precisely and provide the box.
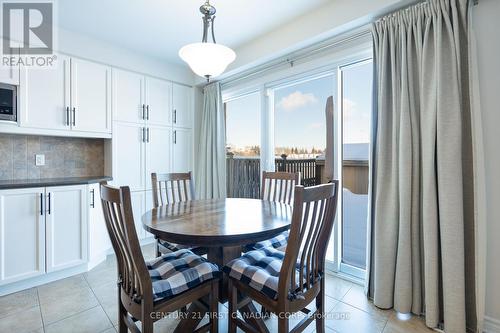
[179,42,236,79]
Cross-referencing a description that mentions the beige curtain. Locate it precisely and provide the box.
[367,0,477,332]
[195,82,227,199]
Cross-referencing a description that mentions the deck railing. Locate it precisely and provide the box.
[226,153,322,198]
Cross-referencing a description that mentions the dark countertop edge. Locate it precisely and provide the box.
[0,176,113,190]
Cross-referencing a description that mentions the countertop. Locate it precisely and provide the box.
[0,176,113,190]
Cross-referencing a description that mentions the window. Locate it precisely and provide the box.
[340,60,372,276]
[225,93,261,157]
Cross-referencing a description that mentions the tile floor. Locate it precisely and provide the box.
[0,244,435,333]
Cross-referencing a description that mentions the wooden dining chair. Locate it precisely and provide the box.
[245,171,300,252]
[151,172,206,257]
[225,181,339,333]
[100,181,220,333]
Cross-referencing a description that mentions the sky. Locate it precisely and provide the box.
[225,61,372,153]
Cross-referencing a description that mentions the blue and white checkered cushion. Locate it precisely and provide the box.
[223,247,287,300]
[245,230,289,252]
[147,249,220,302]
[158,239,192,254]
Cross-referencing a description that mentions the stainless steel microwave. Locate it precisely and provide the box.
[0,83,17,122]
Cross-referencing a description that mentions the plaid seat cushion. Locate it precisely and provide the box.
[245,230,289,252]
[147,249,220,303]
[223,247,287,300]
[158,239,192,254]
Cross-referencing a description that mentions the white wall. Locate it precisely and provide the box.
[58,28,194,85]
[473,0,500,328]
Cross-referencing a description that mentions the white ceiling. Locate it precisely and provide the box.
[57,0,331,64]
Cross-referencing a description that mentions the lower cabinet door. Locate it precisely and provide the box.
[45,185,88,273]
[88,183,111,262]
[0,188,46,285]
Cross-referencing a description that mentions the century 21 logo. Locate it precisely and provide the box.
[2,2,53,54]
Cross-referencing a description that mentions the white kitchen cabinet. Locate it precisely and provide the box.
[71,58,112,134]
[145,125,172,190]
[172,83,193,128]
[113,122,146,191]
[146,77,172,126]
[130,190,146,240]
[88,183,110,267]
[112,69,145,124]
[45,185,88,273]
[20,53,71,131]
[0,188,45,285]
[172,128,193,173]
[0,39,20,85]
[20,53,111,136]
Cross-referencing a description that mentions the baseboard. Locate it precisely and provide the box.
[484,316,500,333]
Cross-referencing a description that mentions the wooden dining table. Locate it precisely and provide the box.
[142,197,292,332]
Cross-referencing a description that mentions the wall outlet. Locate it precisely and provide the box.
[35,154,45,166]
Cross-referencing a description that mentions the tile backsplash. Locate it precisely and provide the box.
[0,134,105,180]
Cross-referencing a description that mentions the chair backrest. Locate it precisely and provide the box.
[100,181,152,303]
[278,181,339,301]
[151,172,195,207]
[261,171,300,205]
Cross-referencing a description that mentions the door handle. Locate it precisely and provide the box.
[46,192,51,215]
[66,107,70,126]
[39,193,44,216]
[90,189,95,208]
[72,107,76,126]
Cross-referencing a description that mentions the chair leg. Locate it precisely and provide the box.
[315,278,326,333]
[142,317,154,333]
[156,238,161,257]
[261,305,271,319]
[209,281,219,333]
[118,300,127,333]
[277,315,289,333]
[228,279,237,333]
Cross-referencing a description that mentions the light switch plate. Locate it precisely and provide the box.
[35,154,45,166]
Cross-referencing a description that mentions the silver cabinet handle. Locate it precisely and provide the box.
[72,107,76,126]
[39,193,44,216]
[141,127,145,143]
[174,130,177,144]
[146,105,150,120]
[66,107,70,126]
[146,128,150,143]
[173,109,177,124]
[142,104,146,120]
[90,189,95,208]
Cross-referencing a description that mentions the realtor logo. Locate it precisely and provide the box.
[2,1,53,54]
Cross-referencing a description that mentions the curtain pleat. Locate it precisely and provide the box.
[195,82,227,199]
[367,1,476,332]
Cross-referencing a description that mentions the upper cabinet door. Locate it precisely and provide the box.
[20,53,71,131]
[112,69,144,124]
[70,58,111,134]
[0,188,45,285]
[145,77,172,126]
[172,84,193,128]
[172,128,193,173]
[113,122,146,191]
[45,185,88,273]
[0,39,20,85]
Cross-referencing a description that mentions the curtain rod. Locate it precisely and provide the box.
[220,28,371,88]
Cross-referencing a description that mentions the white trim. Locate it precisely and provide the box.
[484,316,500,333]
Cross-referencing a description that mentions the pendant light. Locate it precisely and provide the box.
[179,1,236,81]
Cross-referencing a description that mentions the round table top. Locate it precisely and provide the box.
[142,198,292,247]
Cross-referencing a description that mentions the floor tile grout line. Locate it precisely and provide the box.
[35,288,46,333]
[42,304,103,329]
[84,270,116,328]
